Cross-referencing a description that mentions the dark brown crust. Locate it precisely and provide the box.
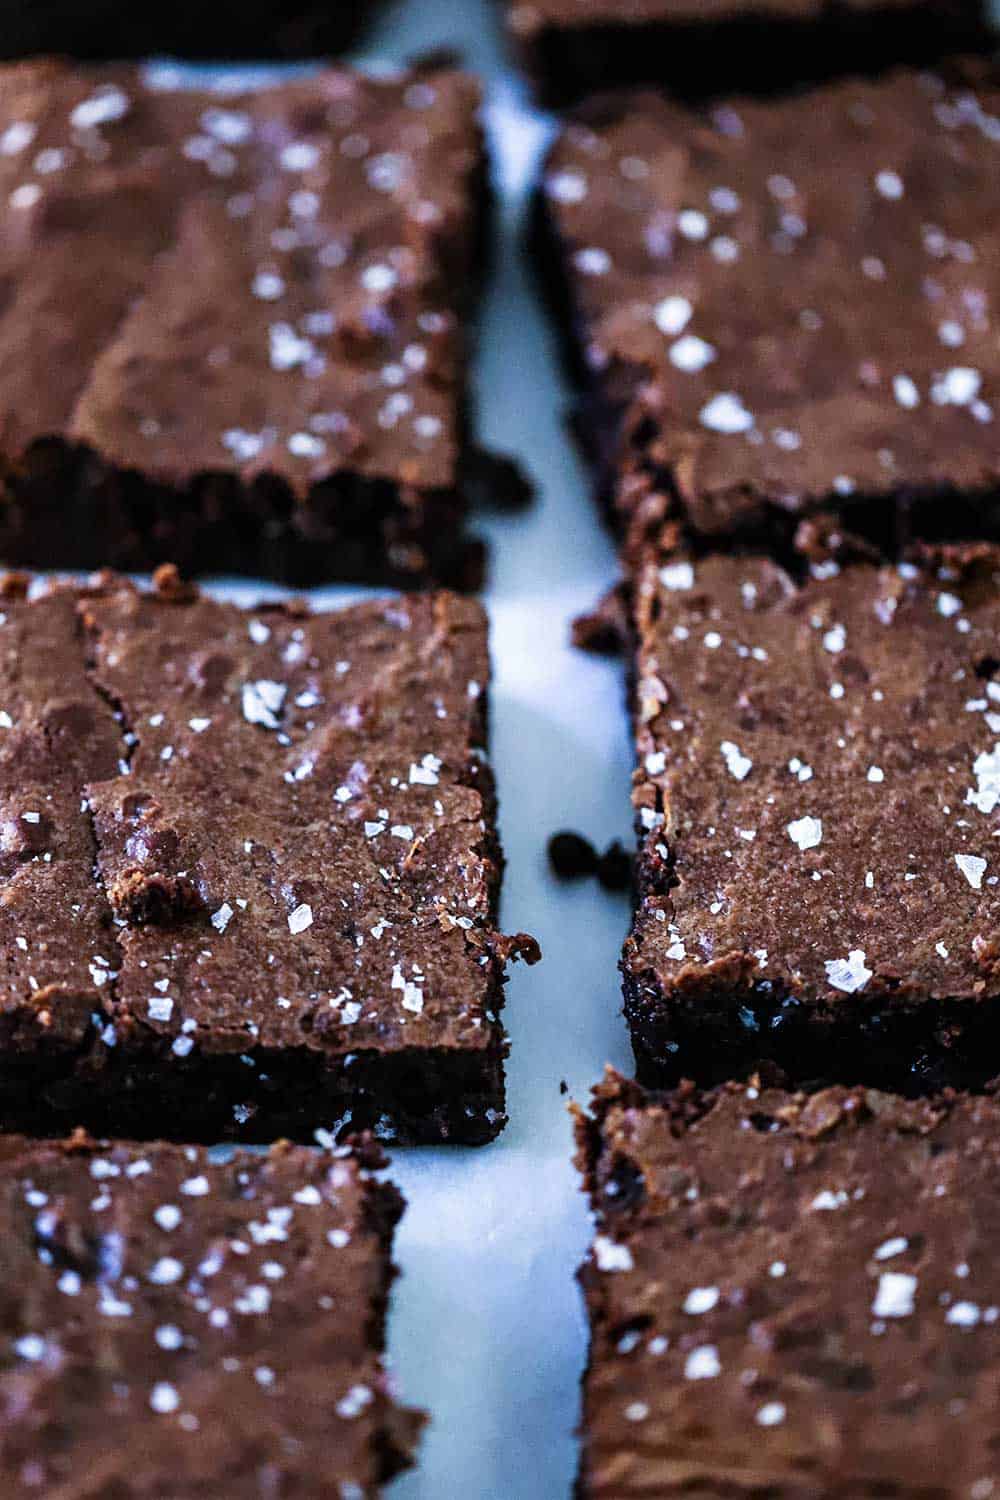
[0,1130,425,1494]
[574,1070,1000,1500]
[0,2,382,60]
[509,0,993,109]
[0,571,537,1146]
[0,61,492,588]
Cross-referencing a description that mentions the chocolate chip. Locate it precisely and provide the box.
[548,831,599,878]
[596,840,632,892]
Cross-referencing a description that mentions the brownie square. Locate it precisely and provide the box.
[0,2,382,61]
[576,1069,1000,1500]
[0,61,488,587]
[624,536,1000,1093]
[0,566,536,1145]
[510,0,993,107]
[0,1131,423,1496]
[535,62,1000,566]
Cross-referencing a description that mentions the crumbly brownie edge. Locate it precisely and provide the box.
[570,1071,704,1500]
[351,1140,428,1485]
[0,441,483,589]
[512,2,994,110]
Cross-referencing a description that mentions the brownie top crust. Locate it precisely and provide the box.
[0,60,482,494]
[0,1132,421,1495]
[628,540,1000,1012]
[0,569,518,1074]
[542,61,1000,542]
[576,1070,1000,1500]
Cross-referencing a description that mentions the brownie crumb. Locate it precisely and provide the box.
[407,45,467,71]
[595,840,631,892]
[571,584,629,656]
[466,447,536,513]
[548,831,599,879]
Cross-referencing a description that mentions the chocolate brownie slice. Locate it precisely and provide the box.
[0,2,381,60]
[510,0,993,108]
[0,1131,423,1496]
[535,62,1000,566]
[0,567,537,1145]
[0,61,488,587]
[575,1069,1000,1500]
[624,537,1000,1093]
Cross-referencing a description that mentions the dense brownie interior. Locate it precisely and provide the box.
[0,1,382,61]
[509,0,993,107]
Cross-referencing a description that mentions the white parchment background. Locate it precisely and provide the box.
[352,4,635,1496]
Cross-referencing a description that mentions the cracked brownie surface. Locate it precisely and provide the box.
[0,1131,423,1497]
[0,568,535,1144]
[0,60,488,586]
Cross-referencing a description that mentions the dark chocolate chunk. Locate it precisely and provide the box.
[548,830,599,878]
[465,446,536,513]
[595,839,631,893]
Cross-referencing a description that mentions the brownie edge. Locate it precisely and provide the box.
[510,0,994,109]
[575,1069,1000,1500]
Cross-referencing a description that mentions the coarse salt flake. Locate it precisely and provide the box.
[824,950,872,994]
[288,903,313,935]
[684,1345,720,1380]
[955,853,987,890]
[787,815,822,851]
[872,1272,917,1318]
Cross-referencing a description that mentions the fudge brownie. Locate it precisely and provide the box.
[0,566,537,1145]
[535,62,1000,566]
[0,1130,423,1496]
[576,1068,1000,1500]
[0,60,488,587]
[623,536,1000,1093]
[509,0,993,108]
[0,2,381,61]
